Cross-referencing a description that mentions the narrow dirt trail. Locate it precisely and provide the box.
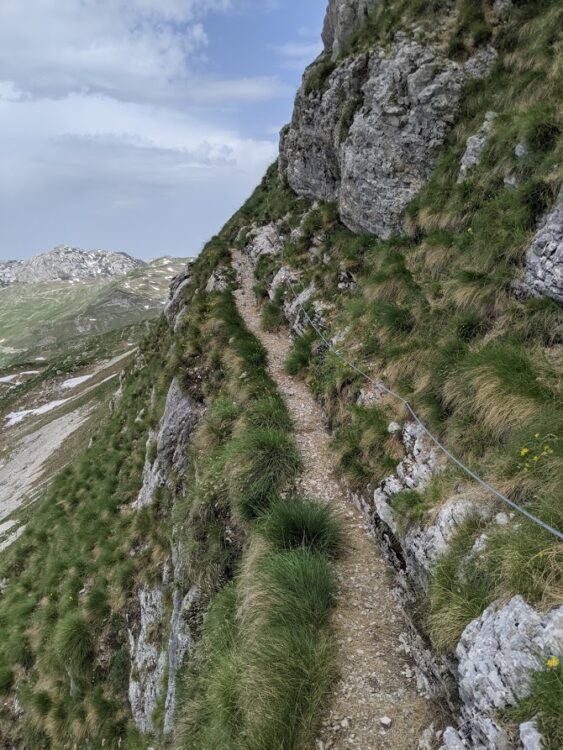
[234,253,434,750]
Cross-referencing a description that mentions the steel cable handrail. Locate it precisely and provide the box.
[278,252,563,542]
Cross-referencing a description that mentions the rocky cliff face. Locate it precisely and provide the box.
[516,192,563,304]
[322,0,380,58]
[0,245,145,285]
[128,374,204,734]
[280,8,496,238]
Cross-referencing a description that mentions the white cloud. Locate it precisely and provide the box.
[0,0,293,260]
[0,0,283,105]
[274,40,322,70]
[0,89,277,193]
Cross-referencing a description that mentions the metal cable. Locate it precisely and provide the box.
[280,260,563,542]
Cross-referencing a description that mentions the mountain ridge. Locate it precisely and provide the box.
[0,244,146,286]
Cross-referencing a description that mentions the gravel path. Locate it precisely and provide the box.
[234,252,434,750]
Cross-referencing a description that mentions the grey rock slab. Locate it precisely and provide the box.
[269,266,299,300]
[406,494,492,579]
[128,586,167,734]
[519,720,544,750]
[245,223,284,265]
[281,53,369,203]
[164,264,192,326]
[163,585,200,734]
[455,596,563,747]
[516,194,563,303]
[281,29,497,239]
[339,39,467,237]
[156,377,203,474]
[322,0,381,58]
[457,112,497,183]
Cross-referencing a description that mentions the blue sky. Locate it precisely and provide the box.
[0,0,326,261]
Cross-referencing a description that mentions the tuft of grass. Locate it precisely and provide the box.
[258,497,343,559]
[392,489,429,527]
[285,333,315,376]
[181,542,338,750]
[303,56,337,96]
[248,548,337,631]
[428,517,495,652]
[507,660,563,750]
[245,394,294,433]
[229,428,303,520]
[53,613,95,676]
[260,299,285,331]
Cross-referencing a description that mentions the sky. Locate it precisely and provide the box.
[0,0,327,261]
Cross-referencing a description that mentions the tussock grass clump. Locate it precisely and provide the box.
[53,613,95,676]
[332,405,398,489]
[260,299,285,331]
[508,660,563,750]
[258,498,344,559]
[245,394,294,433]
[180,537,338,750]
[285,332,315,376]
[229,427,303,520]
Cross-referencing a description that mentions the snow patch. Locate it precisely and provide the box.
[5,399,69,426]
[61,374,93,390]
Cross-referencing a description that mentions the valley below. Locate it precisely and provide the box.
[0,249,189,554]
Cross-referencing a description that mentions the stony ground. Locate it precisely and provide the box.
[234,252,435,750]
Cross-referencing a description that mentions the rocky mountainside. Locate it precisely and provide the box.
[0,2,561,750]
[0,245,146,286]
[0,254,188,368]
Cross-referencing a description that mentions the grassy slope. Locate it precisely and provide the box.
[226,0,562,743]
[0,229,341,748]
[0,258,187,368]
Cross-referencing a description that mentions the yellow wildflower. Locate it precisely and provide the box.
[546,656,560,670]
[520,447,530,456]
[533,455,540,462]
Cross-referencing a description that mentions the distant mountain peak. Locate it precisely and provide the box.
[0,245,146,286]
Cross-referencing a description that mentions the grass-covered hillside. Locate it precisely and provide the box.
[0,223,342,748]
[225,0,562,742]
[0,256,187,369]
[0,0,561,747]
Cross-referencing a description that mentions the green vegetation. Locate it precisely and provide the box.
[0,257,187,369]
[177,540,337,750]
[0,215,342,748]
[0,315,170,748]
[303,56,337,96]
[285,332,315,376]
[258,497,344,559]
[232,1,562,743]
[171,275,340,748]
[1,0,561,746]
[508,658,563,750]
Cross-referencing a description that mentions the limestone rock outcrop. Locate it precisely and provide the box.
[127,586,167,733]
[516,194,563,303]
[281,22,497,238]
[128,377,203,733]
[444,596,563,748]
[322,0,380,58]
[457,111,497,183]
[165,264,193,329]
[245,223,284,264]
